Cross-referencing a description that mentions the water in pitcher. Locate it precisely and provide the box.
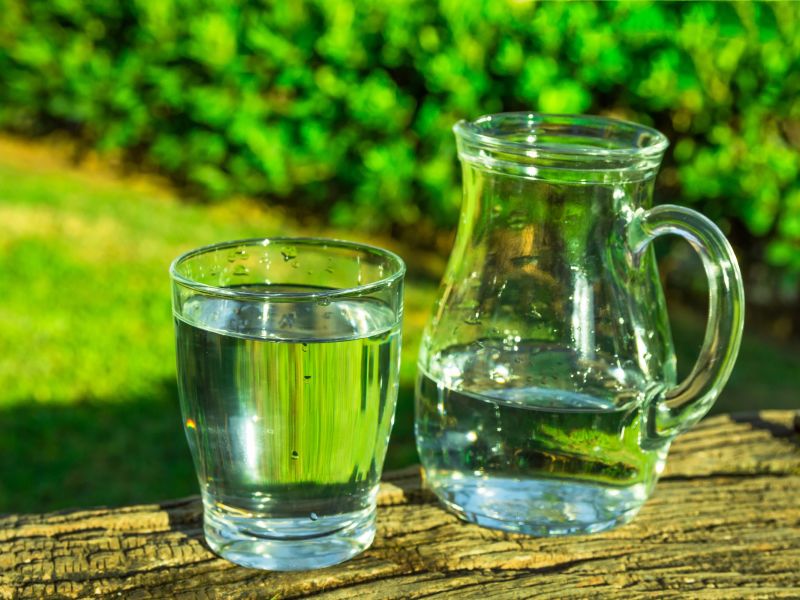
[415,343,670,535]
[175,288,400,563]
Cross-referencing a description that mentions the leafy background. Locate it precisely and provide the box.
[0,0,798,513]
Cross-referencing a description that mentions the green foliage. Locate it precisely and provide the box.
[0,1,799,283]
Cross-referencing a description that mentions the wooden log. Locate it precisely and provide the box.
[1,411,798,599]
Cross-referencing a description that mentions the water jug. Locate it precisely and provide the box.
[415,113,744,535]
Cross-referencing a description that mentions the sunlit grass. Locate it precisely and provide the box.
[0,136,433,511]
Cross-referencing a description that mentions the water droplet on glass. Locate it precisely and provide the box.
[233,264,249,276]
[310,512,318,521]
[281,245,298,261]
[228,247,247,262]
[291,450,299,460]
[317,297,331,307]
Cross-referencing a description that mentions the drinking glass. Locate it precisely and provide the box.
[415,113,744,536]
[170,238,405,570]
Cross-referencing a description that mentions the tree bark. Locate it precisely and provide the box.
[2,411,799,599]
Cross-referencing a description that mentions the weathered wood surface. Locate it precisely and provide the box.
[1,411,798,599]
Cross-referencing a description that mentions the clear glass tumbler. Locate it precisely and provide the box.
[170,238,405,570]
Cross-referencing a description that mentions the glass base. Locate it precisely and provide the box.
[429,474,648,536]
[203,502,376,571]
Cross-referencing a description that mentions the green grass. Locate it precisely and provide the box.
[0,138,796,514]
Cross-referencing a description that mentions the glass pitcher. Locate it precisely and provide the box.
[415,113,744,536]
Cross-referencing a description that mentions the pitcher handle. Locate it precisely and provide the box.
[628,204,745,439]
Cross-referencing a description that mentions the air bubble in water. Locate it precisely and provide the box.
[281,245,298,261]
[291,450,299,460]
[309,512,318,521]
[233,264,249,276]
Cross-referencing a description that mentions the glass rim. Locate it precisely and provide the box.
[169,237,406,301]
[453,112,669,160]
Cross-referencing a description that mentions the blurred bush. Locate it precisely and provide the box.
[0,1,799,301]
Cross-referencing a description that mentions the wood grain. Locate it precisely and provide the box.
[2,411,798,599]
